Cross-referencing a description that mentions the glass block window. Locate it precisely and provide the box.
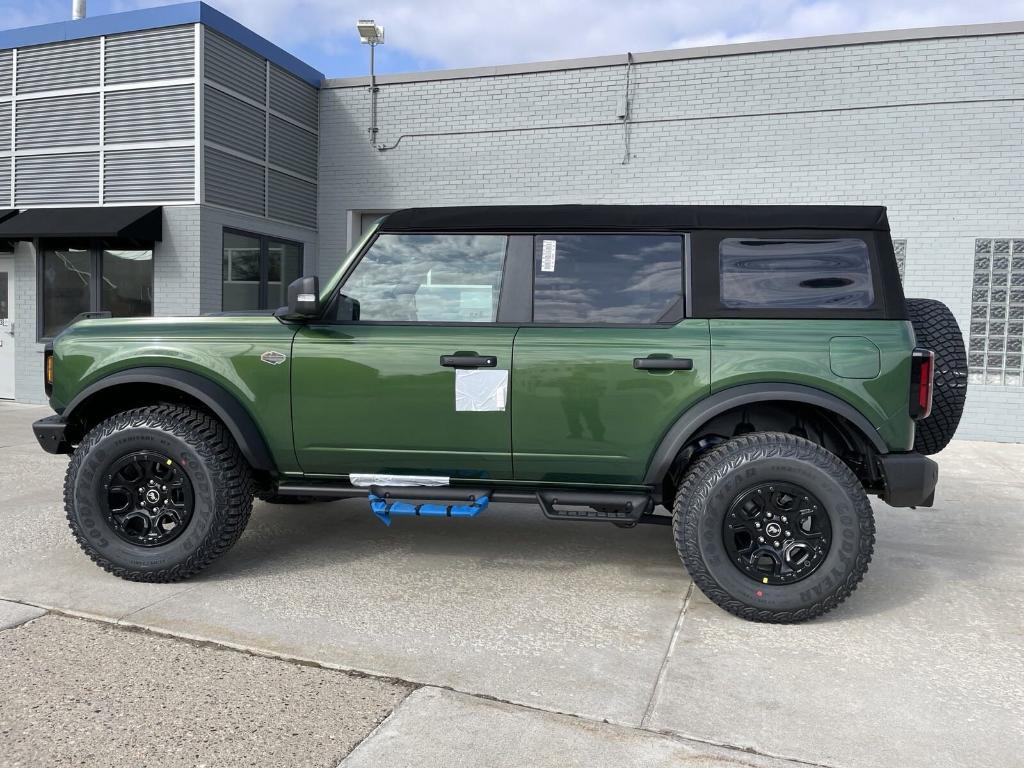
[893,239,907,281]
[969,238,1024,386]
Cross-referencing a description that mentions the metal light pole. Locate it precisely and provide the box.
[356,20,385,147]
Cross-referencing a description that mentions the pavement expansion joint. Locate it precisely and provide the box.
[0,596,861,768]
[641,581,693,728]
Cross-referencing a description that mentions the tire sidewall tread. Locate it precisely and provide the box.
[64,404,254,583]
[673,431,875,623]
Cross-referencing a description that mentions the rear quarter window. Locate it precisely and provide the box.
[719,238,874,309]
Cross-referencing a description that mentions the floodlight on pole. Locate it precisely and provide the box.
[357,19,384,45]
[357,19,385,147]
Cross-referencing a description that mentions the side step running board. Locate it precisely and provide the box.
[536,490,653,523]
[274,482,665,526]
[368,486,491,527]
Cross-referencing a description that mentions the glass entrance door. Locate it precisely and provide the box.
[0,256,15,399]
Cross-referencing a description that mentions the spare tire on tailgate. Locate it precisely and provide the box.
[907,298,967,455]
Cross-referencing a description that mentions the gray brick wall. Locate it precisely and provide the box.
[12,240,43,403]
[318,31,1024,442]
[155,205,202,316]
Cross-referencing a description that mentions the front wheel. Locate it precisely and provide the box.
[64,405,254,582]
[673,432,874,623]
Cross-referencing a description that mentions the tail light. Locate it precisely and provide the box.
[910,348,934,420]
[44,343,54,397]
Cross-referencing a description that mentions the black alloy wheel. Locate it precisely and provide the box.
[103,451,195,547]
[723,482,831,585]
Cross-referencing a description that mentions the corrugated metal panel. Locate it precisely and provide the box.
[15,152,99,205]
[106,85,194,144]
[204,29,265,103]
[269,116,316,179]
[16,93,100,150]
[0,157,9,204]
[105,25,195,85]
[269,65,317,129]
[0,102,10,150]
[204,85,264,159]
[105,146,194,202]
[268,169,315,228]
[205,146,264,215]
[17,39,100,94]
[0,51,11,98]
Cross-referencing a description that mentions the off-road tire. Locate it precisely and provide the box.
[673,432,874,623]
[65,404,254,582]
[907,298,967,455]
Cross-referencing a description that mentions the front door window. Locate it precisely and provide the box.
[340,233,508,323]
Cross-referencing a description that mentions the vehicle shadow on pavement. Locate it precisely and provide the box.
[203,498,684,583]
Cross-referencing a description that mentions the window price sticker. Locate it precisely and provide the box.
[541,240,557,272]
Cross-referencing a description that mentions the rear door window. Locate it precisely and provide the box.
[719,238,873,309]
[532,234,682,323]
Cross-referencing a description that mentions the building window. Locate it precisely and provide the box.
[968,238,1024,386]
[533,234,682,323]
[222,229,303,311]
[893,239,907,281]
[39,240,153,339]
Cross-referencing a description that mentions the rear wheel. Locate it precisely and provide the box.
[673,432,874,623]
[907,298,967,455]
[64,405,254,582]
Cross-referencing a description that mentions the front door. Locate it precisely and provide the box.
[511,233,711,485]
[0,256,15,400]
[292,232,517,479]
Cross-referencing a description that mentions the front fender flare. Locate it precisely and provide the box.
[643,383,889,485]
[63,367,277,472]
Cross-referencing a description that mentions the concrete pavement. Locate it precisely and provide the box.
[1,401,1022,766]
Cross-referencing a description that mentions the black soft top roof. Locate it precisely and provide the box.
[379,205,890,233]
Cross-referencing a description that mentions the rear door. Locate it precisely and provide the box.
[292,232,521,479]
[511,233,711,485]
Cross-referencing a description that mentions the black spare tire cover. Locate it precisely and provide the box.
[907,298,967,455]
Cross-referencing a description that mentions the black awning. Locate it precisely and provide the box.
[0,209,17,224]
[0,206,162,241]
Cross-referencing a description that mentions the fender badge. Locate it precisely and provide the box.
[260,350,287,366]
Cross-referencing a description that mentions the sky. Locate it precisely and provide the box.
[1,0,1021,78]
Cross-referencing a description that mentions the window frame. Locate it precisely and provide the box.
[688,229,902,320]
[319,229,687,328]
[35,237,155,342]
[221,228,304,311]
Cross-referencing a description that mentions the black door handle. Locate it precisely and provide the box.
[440,354,497,369]
[634,356,694,371]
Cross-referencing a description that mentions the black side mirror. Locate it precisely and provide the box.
[279,276,320,321]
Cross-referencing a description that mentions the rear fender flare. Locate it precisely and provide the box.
[643,383,889,485]
[63,367,276,472]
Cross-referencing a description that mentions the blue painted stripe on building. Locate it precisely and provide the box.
[0,1,324,87]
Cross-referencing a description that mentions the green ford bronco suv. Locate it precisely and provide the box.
[33,205,967,623]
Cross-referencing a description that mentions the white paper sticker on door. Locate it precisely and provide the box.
[455,369,508,412]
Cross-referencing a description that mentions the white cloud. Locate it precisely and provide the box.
[110,0,1024,69]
